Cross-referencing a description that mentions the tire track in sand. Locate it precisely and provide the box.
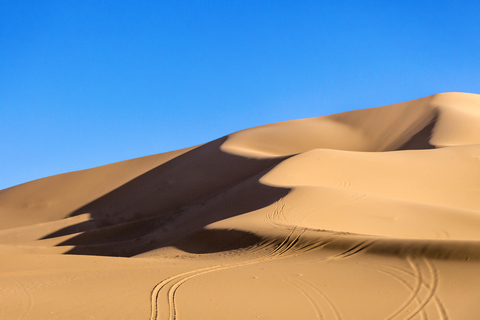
[386,257,444,320]
[8,276,32,320]
[357,262,428,320]
[265,198,288,228]
[150,196,339,320]
[283,277,342,320]
[328,240,373,260]
[282,278,323,320]
[403,258,442,320]
[384,264,447,320]
[149,227,330,320]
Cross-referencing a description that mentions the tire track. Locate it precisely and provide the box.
[9,276,32,320]
[273,228,305,256]
[149,227,330,320]
[150,194,337,320]
[328,240,372,260]
[386,257,443,320]
[384,265,447,320]
[269,227,298,256]
[340,192,366,205]
[386,257,424,320]
[339,180,350,188]
[163,237,308,320]
[265,198,288,229]
[293,277,342,320]
[282,278,323,319]
[404,258,440,320]
[356,262,428,320]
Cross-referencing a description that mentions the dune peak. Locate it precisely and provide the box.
[1,92,480,320]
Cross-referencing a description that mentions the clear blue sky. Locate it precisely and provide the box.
[1,0,479,190]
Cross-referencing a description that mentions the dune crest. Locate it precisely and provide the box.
[1,92,480,319]
[223,92,480,157]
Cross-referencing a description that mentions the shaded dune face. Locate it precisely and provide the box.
[40,137,290,256]
[1,92,480,258]
[396,113,437,150]
[66,137,288,226]
[0,147,195,229]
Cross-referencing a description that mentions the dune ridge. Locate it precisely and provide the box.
[1,92,480,319]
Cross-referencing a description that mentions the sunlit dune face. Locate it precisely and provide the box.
[1,92,480,320]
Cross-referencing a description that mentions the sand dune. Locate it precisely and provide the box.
[1,92,480,319]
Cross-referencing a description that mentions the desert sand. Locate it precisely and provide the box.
[1,92,480,319]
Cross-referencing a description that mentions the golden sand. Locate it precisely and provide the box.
[1,92,480,319]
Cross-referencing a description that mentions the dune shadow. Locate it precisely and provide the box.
[40,136,290,257]
[297,229,480,261]
[397,113,437,150]
[172,228,263,254]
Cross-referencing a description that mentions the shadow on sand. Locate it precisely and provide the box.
[40,137,290,257]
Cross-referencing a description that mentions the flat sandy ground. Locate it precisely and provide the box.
[1,92,480,319]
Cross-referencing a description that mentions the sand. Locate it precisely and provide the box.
[1,92,480,319]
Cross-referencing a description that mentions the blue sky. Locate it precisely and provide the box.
[1,0,479,190]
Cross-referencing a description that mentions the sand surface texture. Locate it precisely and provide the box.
[1,92,480,319]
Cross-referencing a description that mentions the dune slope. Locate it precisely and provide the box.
[1,92,480,319]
